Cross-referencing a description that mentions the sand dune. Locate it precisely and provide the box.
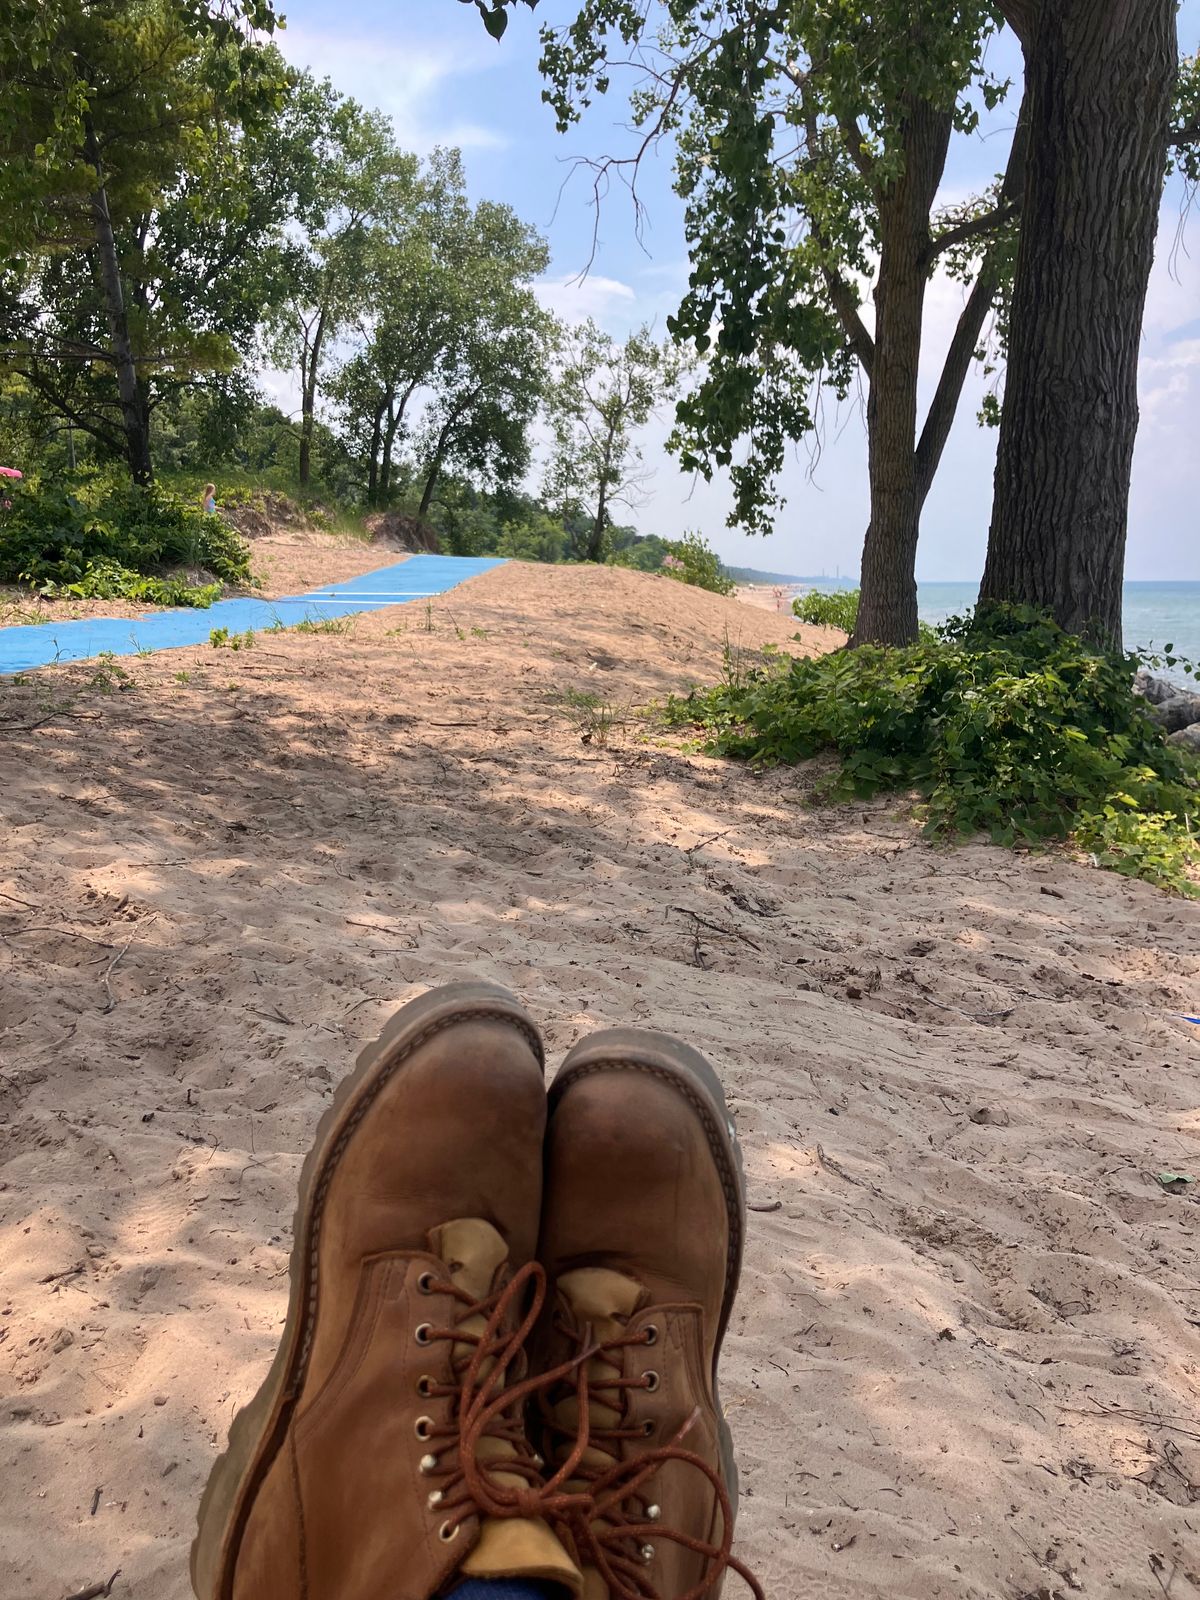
[2,557,1198,1599]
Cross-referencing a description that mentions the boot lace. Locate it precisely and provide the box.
[416,1260,598,1538]
[535,1314,765,1600]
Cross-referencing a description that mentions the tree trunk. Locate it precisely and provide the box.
[366,404,384,508]
[418,395,474,520]
[915,95,1030,504]
[299,302,328,489]
[417,456,443,520]
[980,0,1176,645]
[586,484,608,563]
[379,398,403,501]
[850,101,952,646]
[84,122,152,486]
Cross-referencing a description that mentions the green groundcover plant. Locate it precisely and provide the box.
[0,474,253,607]
[667,605,1200,895]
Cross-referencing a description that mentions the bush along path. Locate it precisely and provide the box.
[0,479,253,606]
[0,556,505,676]
[666,605,1200,896]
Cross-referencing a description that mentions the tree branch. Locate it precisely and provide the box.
[914,267,998,504]
[822,269,875,378]
[927,199,1020,263]
[798,98,875,378]
[14,368,124,454]
[836,113,878,190]
[915,88,1029,502]
[1172,120,1200,149]
[996,0,1039,47]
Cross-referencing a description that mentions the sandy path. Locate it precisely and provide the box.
[1,560,1198,1600]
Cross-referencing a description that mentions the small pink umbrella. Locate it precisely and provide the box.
[0,467,22,479]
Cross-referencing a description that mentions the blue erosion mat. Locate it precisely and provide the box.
[0,555,505,677]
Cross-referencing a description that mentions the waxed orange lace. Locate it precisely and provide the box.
[535,1316,765,1600]
[417,1259,598,1533]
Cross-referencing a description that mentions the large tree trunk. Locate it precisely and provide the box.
[980,0,1176,645]
[850,101,952,646]
[84,122,152,486]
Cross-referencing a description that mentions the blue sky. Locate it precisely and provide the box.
[273,1,1200,580]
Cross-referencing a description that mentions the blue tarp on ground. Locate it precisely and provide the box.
[0,555,505,676]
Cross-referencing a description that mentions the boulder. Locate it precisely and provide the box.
[1147,693,1200,733]
[1167,723,1200,752]
[1134,668,1181,706]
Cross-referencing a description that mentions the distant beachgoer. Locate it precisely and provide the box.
[772,585,784,612]
[201,483,217,514]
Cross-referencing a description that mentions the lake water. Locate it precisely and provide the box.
[916,581,1200,685]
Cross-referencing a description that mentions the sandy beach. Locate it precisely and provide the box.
[734,582,805,615]
[2,552,1199,1599]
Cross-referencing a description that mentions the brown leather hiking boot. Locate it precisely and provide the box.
[535,1030,761,1600]
[191,981,583,1600]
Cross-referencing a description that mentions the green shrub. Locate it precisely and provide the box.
[609,533,670,572]
[0,474,253,607]
[661,532,735,596]
[793,586,940,643]
[667,605,1199,895]
[495,514,567,563]
[793,587,860,631]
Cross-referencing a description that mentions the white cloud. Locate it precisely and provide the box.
[534,273,637,327]
[1140,338,1200,424]
[274,26,509,154]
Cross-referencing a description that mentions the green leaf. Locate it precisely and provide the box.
[482,6,509,39]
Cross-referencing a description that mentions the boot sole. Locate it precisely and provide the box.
[548,1029,746,1516]
[189,980,544,1600]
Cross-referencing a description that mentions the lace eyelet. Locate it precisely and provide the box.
[643,1325,659,1346]
[416,1374,435,1398]
[414,1323,433,1345]
[646,1503,661,1522]
[640,1541,654,1563]
[418,1271,437,1294]
[427,1489,443,1510]
[419,1453,438,1475]
[642,1419,656,1437]
[415,1415,434,1441]
[643,1370,660,1392]
[439,1520,461,1543]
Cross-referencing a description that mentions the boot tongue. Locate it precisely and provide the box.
[557,1266,648,1338]
[427,1217,509,1301]
[427,1220,584,1598]
[551,1268,650,1485]
[458,1516,583,1596]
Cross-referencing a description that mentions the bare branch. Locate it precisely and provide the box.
[1172,120,1200,149]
